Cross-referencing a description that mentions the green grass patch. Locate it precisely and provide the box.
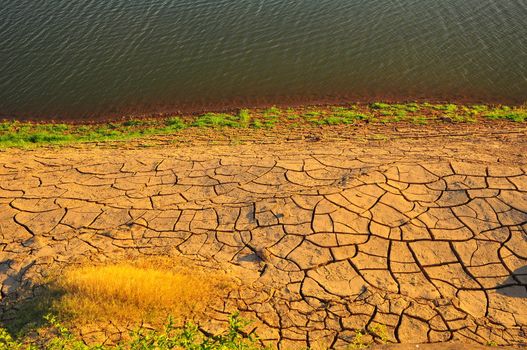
[449,114,477,123]
[483,107,527,122]
[315,109,369,125]
[432,103,458,112]
[165,117,187,130]
[411,116,428,125]
[263,106,281,115]
[192,113,239,128]
[192,110,253,128]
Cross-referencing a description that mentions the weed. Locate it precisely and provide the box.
[319,112,367,125]
[433,104,458,112]
[165,117,187,130]
[411,116,428,125]
[263,106,281,115]
[370,102,391,110]
[251,120,263,129]
[302,111,322,118]
[320,116,346,125]
[370,103,418,116]
[369,324,389,344]
[349,330,369,349]
[449,114,476,123]
[483,107,527,122]
[238,109,251,128]
[192,113,240,128]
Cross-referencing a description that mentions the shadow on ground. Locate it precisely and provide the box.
[497,265,527,298]
[0,281,60,336]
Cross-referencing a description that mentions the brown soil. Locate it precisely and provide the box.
[1,122,526,349]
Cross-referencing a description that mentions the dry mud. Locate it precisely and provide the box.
[0,123,526,349]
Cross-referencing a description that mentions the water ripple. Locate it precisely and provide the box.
[0,0,526,119]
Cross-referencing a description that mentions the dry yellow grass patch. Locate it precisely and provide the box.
[51,258,236,326]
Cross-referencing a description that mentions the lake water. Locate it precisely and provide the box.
[1,0,527,120]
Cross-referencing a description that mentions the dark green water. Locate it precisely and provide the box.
[1,0,527,120]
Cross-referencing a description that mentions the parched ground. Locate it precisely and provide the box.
[1,121,526,349]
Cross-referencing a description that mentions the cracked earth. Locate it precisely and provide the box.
[1,123,526,349]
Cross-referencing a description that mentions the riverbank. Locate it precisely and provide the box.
[0,102,525,148]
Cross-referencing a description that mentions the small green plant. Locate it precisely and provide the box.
[165,117,187,130]
[486,340,498,347]
[370,103,419,116]
[483,107,526,122]
[369,323,389,344]
[263,106,281,115]
[192,113,241,128]
[349,329,369,349]
[261,107,281,128]
[370,102,391,110]
[411,116,428,125]
[302,111,322,118]
[0,327,32,350]
[251,120,263,128]
[262,114,279,128]
[433,103,458,112]
[238,109,251,128]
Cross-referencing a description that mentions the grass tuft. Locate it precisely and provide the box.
[50,259,235,327]
[483,107,527,122]
[165,117,187,130]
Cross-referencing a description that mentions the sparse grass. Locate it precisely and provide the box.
[448,114,477,123]
[192,109,254,128]
[238,109,251,127]
[259,106,281,128]
[369,323,389,344]
[483,106,527,122]
[347,323,389,349]
[410,116,428,125]
[51,259,235,327]
[0,313,264,350]
[432,103,458,112]
[315,109,369,126]
[263,106,281,115]
[165,116,187,129]
[0,103,524,148]
[349,329,369,349]
[192,113,240,128]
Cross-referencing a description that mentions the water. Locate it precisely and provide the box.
[1,0,527,120]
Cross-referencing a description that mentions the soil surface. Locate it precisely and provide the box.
[1,122,526,349]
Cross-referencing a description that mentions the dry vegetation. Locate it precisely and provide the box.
[50,258,236,327]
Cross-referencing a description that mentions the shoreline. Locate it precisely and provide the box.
[2,96,526,124]
[0,102,525,148]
